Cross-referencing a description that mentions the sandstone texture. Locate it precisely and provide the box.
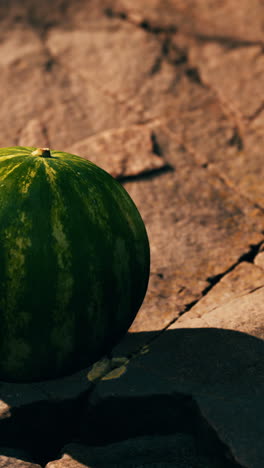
[0,0,263,467]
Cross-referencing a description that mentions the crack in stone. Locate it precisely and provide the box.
[185,66,205,86]
[247,101,264,121]
[148,36,171,76]
[103,7,209,91]
[170,241,264,325]
[195,282,264,320]
[131,240,264,352]
[192,33,264,49]
[228,128,244,151]
[103,6,264,51]
[206,241,264,284]
[103,7,177,34]
[150,131,163,156]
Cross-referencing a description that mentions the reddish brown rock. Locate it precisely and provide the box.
[254,250,264,270]
[126,133,264,332]
[69,125,165,178]
[18,119,49,148]
[189,44,264,121]
[170,261,264,326]
[171,286,264,340]
[169,261,264,340]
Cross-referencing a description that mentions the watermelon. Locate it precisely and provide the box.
[0,146,150,382]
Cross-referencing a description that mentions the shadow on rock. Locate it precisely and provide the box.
[0,327,263,467]
[75,327,264,468]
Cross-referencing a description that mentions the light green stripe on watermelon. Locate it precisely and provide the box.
[0,159,38,374]
[2,208,32,375]
[42,159,75,367]
[0,162,23,181]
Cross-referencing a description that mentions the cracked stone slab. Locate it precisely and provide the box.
[171,284,264,341]
[46,434,231,468]
[78,328,264,468]
[170,261,264,331]
[124,129,264,332]
[69,125,166,178]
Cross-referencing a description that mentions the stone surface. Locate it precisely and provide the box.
[125,130,264,331]
[18,119,50,148]
[171,286,264,340]
[169,261,264,341]
[46,435,231,467]
[79,329,264,468]
[184,40,264,211]
[69,125,166,178]
[254,250,264,270]
[189,44,264,121]
[170,261,264,332]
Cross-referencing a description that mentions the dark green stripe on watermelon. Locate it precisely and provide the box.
[0,147,150,382]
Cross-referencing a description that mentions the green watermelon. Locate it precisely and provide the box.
[0,146,150,382]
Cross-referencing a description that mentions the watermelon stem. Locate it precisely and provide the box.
[31,148,52,158]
